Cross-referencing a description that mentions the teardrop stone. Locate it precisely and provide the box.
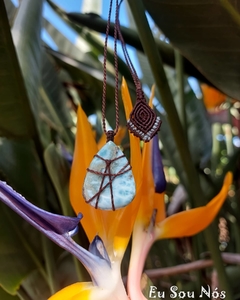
[83,141,136,210]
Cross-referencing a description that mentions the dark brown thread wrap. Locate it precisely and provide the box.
[85,154,132,211]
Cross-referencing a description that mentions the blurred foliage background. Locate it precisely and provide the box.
[1,0,240,299]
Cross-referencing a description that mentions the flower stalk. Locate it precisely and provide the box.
[126,0,233,296]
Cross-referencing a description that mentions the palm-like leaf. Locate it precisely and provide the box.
[143,0,240,100]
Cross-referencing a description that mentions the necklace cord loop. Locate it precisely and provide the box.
[106,130,115,142]
[102,0,120,140]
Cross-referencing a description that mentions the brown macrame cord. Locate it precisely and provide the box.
[102,0,120,142]
[116,0,162,142]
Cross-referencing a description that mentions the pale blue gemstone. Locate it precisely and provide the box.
[83,141,136,210]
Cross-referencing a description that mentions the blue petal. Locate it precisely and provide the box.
[0,181,111,286]
[60,143,73,165]
[151,135,166,193]
[89,235,111,267]
[0,181,82,235]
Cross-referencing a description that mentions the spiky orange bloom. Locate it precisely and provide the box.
[52,79,232,300]
[69,80,142,260]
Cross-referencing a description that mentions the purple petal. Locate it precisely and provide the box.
[0,181,81,235]
[0,181,111,286]
[151,135,166,193]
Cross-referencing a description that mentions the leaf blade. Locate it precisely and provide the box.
[0,0,37,138]
[144,0,240,100]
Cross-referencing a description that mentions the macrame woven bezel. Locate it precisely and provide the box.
[127,100,162,142]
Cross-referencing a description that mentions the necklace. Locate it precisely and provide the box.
[82,0,136,211]
[116,0,162,142]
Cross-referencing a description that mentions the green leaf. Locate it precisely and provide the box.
[0,0,37,138]
[40,53,74,149]
[0,139,56,295]
[46,48,126,126]
[134,50,212,188]
[44,143,72,216]
[11,0,43,125]
[127,6,212,169]
[65,12,211,85]
[21,269,51,300]
[46,0,133,82]
[0,287,20,299]
[43,18,102,69]
[186,88,212,168]
[41,54,73,129]
[0,139,44,203]
[0,203,39,295]
[3,0,17,26]
[144,0,240,100]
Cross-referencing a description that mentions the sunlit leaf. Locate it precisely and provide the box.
[144,0,240,100]
[44,143,72,215]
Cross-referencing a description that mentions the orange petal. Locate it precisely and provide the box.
[136,85,159,225]
[48,282,93,300]
[114,126,127,146]
[84,79,142,259]
[136,141,155,226]
[70,108,127,249]
[103,78,143,258]
[97,127,127,150]
[121,78,133,116]
[70,106,103,242]
[154,192,166,223]
[156,172,232,239]
[201,84,226,109]
[121,78,142,192]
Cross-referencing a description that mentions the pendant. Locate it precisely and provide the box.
[127,100,162,142]
[83,141,136,210]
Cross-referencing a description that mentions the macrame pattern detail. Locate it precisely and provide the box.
[83,141,136,210]
[127,100,162,142]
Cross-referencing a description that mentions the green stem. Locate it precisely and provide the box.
[41,235,58,295]
[191,235,203,290]
[127,0,200,206]
[211,123,222,172]
[174,50,187,143]
[224,98,234,156]
[17,287,32,300]
[220,0,240,27]
[127,0,233,296]
[204,222,232,291]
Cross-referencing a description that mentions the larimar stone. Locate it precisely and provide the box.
[83,141,135,210]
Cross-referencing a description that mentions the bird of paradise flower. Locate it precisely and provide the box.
[0,79,232,300]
